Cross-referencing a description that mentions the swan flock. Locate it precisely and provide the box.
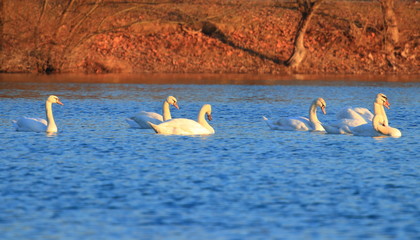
[13,93,401,137]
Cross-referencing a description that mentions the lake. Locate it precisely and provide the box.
[0,74,419,240]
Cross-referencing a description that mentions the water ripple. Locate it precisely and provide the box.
[0,80,419,240]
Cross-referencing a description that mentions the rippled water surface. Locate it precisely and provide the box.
[0,74,419,240]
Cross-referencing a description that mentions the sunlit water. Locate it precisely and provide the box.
[0,74,419,240]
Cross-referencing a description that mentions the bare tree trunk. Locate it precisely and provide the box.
[379,0,399,67]
[44,0,76,73]
[286,0,323,68]
[34,0,48,49]
[57,0,103,71]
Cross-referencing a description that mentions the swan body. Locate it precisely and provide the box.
[351,112,401,138]
[336,107,374,123]
[127,96,179,129]
[324,93,389,134]
[323,111,369,134]
[126,111,164,128]
[13,95,64,133]
[149,104,214,135]
[263,98,327,131]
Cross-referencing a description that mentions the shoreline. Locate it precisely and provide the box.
[1,0,419,75]
[1,73,419,85]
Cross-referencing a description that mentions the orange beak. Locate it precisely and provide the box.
[384,100,390,109]
[173,102,180,109]
[57,99,64,105]
[321,106,326,115]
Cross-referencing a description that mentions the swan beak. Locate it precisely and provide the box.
[321,106,326,115]
[173,102,180,110]
[384,100,390,109]
[207,113,213,121]
[57,99,64,105]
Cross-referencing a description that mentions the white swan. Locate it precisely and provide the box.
[12,95,64,133]
[126,96,179,129]
[149,104,215,135]
[351,111,401,138]
[324,93,390,134]
[336,107,373,123]
[263,98,326,131]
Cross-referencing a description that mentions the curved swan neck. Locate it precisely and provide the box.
[162,100,171,121]
[309,103,319,122]
[45,100,57,132]
[309,101,323,130]
[197,105,214,133]
[374,102,388,126]
[197,106,209,125]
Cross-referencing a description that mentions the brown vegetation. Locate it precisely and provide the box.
[1,0,419,75]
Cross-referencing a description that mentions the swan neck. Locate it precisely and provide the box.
[309,102,324,131]
[162,101,171,121]
[373,102,388,126]
[197,107,207,125]
[309,103,320,123]
[309,104,318,121]
[197,106,214,133]
[45,101,57,132]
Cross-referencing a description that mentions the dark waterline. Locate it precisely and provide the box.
[1,73,419,85]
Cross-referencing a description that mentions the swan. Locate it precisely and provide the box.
[12,95,64,133]
[149,104,215,135]
[126,96,179,129]
[335,107,373,125]
[351,111,401,138]
[263,98,326,131]
[324,93,390,134]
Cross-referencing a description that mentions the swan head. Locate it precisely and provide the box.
[376,93,390,109]
[203,104,212,121]
[315,98,327,114]
[166,96,179,109]
[47,95,64,105]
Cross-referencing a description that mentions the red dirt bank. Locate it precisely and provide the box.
[1,0,419,75]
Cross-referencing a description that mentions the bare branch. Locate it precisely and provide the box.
[67,0,103,41]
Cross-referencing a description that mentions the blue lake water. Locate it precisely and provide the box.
[0,74,419,240]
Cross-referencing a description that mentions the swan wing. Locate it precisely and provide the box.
[336,107,371,122]
[324,117,366,134]
[263,116,311,131]
[262,116,282,130]
[150,118,213,135]
[13,117,47,132]
[131,111,163,129]
[350,123,381,137]
[279,117,311,131]
[353,107,374,121]
[125,118,141,128]
[325,108,370,134]
[323,122,352,134]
